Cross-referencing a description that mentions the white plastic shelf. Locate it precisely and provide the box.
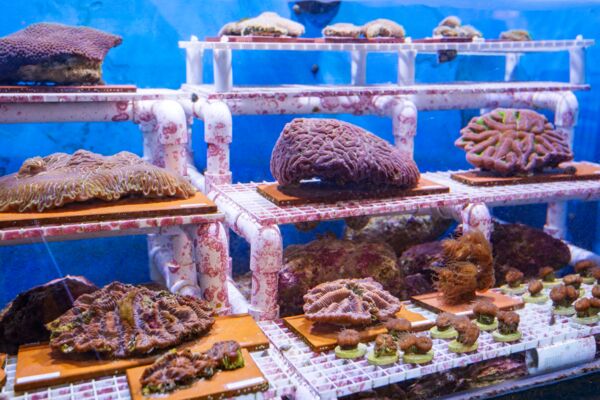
[180,38,594,54]
[0,89,184,104]
[210,167,600,226]
[258,286,600,400]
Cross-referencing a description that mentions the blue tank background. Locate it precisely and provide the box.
[0,0,598,306]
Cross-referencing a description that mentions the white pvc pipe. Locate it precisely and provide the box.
[398,50,416,85]
[0,102,131,123]
[504,53,521,81]
[214,48,233,92]
[186,35,204,85]
[569,35,586,85]
[351,49,367,86]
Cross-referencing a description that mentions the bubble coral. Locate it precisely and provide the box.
[0,150,196,212]
[0,23,122,85]
[322,23,363,38]
[505,269,524,288]
[456,108,573,176]
[337,329,361,350]
[363,19,405,39]
[497,311,520,335]
[473,300,498,326]
[399,335,433,354]
[302,278,401,326]
[47,282,214,358]
[434,231,494,305]
[270,118,420,188]
[385,318,411,340]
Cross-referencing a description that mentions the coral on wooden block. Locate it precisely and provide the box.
[455,108,573,176]
[270,118,420,188]
[219,12,304,37]
[322,23,363,38]
[434,231,494,305]
[47,282,214,358]
[278,235,403,317]
[303,278,401,326]
[0,276,98,354]
[205,340,244,370]
[0,150,196,212]
[363,19,405,39]
[0,23,121,84]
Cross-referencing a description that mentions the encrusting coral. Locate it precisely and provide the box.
[500,29,532,41]
[47,282,214,358]
[400,335,434,364]
[0,150,196,212]
[434,231,494,305]
[0,23,122,84]
[506,269,524,288]
[523,280,548,304]
[322,23,363,38]
[573,298,599,325]
[456,108,573,176]
[368,333,399,365]
[303,278,401,326]
[219,12,305,37]
[363,19,405,39]
[270,118,420,188]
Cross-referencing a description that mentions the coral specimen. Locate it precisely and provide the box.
[497,311,520,335]
[528,280,543,296]
[539,266,557,282]
[0,150,196,212]
[0,276,98,354]
[456,108,573,176]
[564,274,583,290]
[270,118,420,188]
[368,334,399,365]
[500,29,532,41]
[397,240,445,296]
[593,268,600,284]
[575,260,598,284]
[219,12,305,37]
[524,280,548,304]
[434,231,494,305]
[0,23,121,85]
[505,269,524,288]
[140,349,216,395]
[385,318,411,341]
[363,19,405,39]
[47,282,214,358]
[593,285,600,299]
[278,235,403,317]
[492,223,570,283]
[343,216,371,231]
[335,329,366,359]
[345,213,452,257]
[303,278,401,326]
[449,316,480,353]
[322,23,363,38]
[205,341,244,370]
[431,312,458,339]
[574,298,592,318]
[550,284,578,315]
[473,300,498,331]
[573,298,599,325]
[400,335,434,364]
[433,16,482,38]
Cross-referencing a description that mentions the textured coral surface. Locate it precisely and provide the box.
[47,282,214,358]
[433,16,482,38]
[0,23,122,84]
[436,312,454,330]
[473,300,498,319]
[322,23,363,38]
[397,241,445,296]
[497,311,520,335]
[0,276,98,354]
[337,329,361,349]
[550,284,578,307]
[500,29,532,41]
[453,316,480,346]
[399,335,432,354]
[0,150,196,212]
[219,12,305,37]
[278,235,402,317]
[303,278,401,326]
[505,269,524,287]
[363,19,405,39]
[435,231,494,305]
[456,108,573,176]
[270,118,420,188]
[492,223,570,284]
[528,280,544,295]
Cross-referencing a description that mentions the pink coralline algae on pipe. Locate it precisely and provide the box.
[0,23,122,84]
[270,118,420,187]
[455,108,573,176]
[0,150,196,212]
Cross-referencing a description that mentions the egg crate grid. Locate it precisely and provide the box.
[180,38,593,54]
[0,349,297,400]
[211,169,600,226]
[0,89,185,104]
[257,297,595,400]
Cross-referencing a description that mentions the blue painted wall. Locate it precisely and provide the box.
[0,1,599,306]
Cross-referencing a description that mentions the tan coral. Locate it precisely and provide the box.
[363,19,405,39]
[322,23,363,38]
[528,280,544,296]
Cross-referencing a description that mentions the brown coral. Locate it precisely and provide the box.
[204,341,244,370]
[374,333,397,357]
[385,318,411,339]
[400,335,432,354]
[550,285,578,308]
[303,278,401,326]
[593,285,600,299]
[363,19,405,39]
[338,329,361,350]
[270,118,420,188]
[0,23,122,84]
[453,316,480,346]
[219,12,305,37]
[434,231,494,305]
[140,349,216,394]
[574,298,591,317]
[0,276,98,354]
[497,311,520,335]
[593,268,600,284]
[505,269,524,288]
[433,17,482,38]
[539,266,556,282]
[575,260,598,277]
[456,109,573,176]
[322,23,363,38]
[563,274,583,290]
[436,312,455,331]
[500,29,531,41]
[473,300,498,325]
[528,280,544,296]
[0,150,196,212]
[47,282,214,358]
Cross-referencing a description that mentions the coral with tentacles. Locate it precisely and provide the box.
[434,231,494,305]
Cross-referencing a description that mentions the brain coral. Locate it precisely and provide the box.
[0,150,196,212]
[0,23,122,84]
[47,282,214,358]
[303,278,401,326]
[271,118,420,187]
[456,108,573,176]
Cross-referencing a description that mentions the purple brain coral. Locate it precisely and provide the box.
[0,150,196,212]
[270,118,420,187]
[456,108,573,176]
[0,23,122,84]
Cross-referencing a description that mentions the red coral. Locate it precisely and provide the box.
[0,23,121,84]
[456,109,573,176]
[270,118,420,188]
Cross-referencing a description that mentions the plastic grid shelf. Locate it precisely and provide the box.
[0,89,186,104]
[258,288,600,400]
[211,168,600,226]
[0,349,297,400]
[187,82,590,101]
[179,38,594,54]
